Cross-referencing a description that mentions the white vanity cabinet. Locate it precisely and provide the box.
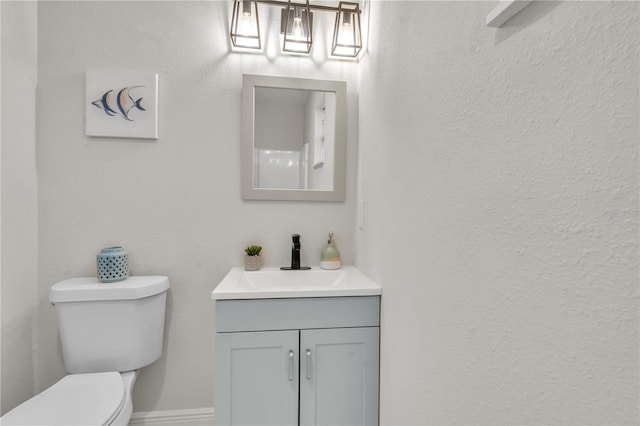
[214,296,380,426]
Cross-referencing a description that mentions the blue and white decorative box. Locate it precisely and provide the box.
[97,246,129,283]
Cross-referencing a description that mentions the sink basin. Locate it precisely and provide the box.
[212,266,381,300]
[242,269,345,290]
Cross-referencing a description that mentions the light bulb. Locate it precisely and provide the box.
[241,14,254,35]
[291,6,305,40]
[338,15,353,45]
[292,17,304,39]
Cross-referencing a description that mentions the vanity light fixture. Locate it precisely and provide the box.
[230,0,261,50]
[229,0,362,58]
[281,0,313,54]
[331,2,362,57]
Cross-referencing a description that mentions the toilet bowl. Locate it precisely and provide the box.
[1,371,136,426]
[0,275,169,426]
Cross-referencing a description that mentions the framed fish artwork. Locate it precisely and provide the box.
[85,69,158,139]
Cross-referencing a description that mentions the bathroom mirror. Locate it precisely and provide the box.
[242,74,346,201]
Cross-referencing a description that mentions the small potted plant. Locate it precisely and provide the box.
[244,245,263,271]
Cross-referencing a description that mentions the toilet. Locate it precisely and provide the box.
[1,275,170,426]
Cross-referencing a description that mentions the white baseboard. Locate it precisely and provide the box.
[128,407,215,426]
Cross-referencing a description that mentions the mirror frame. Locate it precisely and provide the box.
[242,74,347,201]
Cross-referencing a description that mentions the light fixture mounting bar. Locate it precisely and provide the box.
[255,0,341,13]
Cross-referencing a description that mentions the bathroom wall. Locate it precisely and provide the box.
[0,0,39,415]
[36,1,357,414]
[12,1,639,423]
[357,1,639,425]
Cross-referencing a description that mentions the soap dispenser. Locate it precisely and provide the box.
[320,231,342,270]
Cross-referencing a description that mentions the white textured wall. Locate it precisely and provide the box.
[36,1,357,413]
[0,0,39,415]
[357,1,639,424]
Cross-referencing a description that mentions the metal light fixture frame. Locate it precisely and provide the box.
[230,0,262,50]
[229,0,362,58]
[281,0,313,54]
[331,2,362,57]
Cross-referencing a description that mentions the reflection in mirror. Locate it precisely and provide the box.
[242,75,346,201]
[254,87,335,191]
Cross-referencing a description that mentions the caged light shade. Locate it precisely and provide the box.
[230,0,261,50]
[281,0,313,54]
[331,2,362,58]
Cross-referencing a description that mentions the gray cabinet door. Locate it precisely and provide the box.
[215,330,299,426]
[299,327,379,426]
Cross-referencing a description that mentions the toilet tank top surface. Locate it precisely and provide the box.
[1,372,125,425]
[49,275,170,303]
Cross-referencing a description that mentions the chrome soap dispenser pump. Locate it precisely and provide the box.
[320,231,342,270]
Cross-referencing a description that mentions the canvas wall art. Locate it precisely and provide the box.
[85,69,158,139]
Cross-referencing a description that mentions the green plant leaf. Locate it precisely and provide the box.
[245,245,262,256]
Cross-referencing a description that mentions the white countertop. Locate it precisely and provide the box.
[211,265,381,300]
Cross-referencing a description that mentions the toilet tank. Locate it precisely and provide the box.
[49,276,170,374]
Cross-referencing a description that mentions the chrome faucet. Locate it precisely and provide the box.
[281,234,311,270]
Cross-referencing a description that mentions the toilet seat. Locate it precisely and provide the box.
[1,372,125,426]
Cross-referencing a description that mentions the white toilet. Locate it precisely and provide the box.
[1,275,170,426]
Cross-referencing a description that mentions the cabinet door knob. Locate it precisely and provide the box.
[306,349,312,380]
[288,350,295,381]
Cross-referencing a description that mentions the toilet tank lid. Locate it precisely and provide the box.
[49,275,170,303]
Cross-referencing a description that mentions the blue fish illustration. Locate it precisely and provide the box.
[91,86,146,121]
